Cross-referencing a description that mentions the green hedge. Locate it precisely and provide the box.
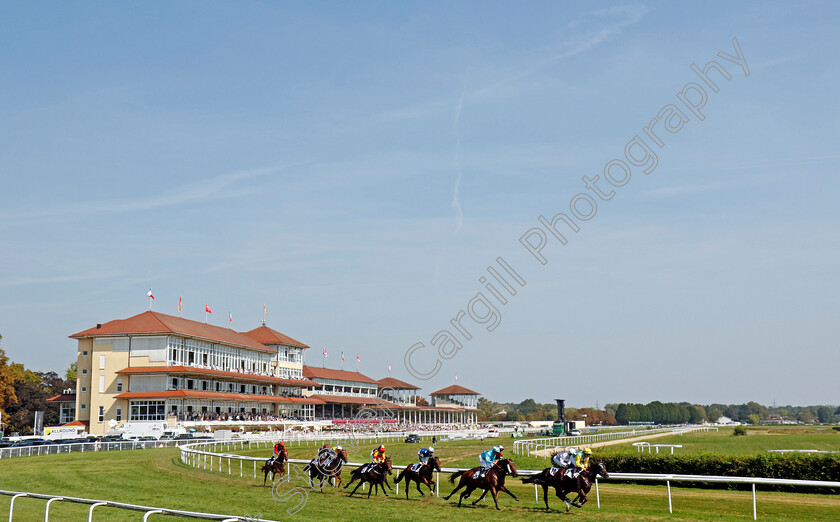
[599,454,840,493]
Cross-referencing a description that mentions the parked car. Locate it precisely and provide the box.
[404,434,421,443]
[486,429,499,438]
[568,429,582,436]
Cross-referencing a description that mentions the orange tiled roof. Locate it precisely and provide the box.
[376,377,419,390]
[70,311,272,353]
[241,325,308,349]
[115,366,318,387]
[113,390,325,404]
[303,366,377,384]
[63,420,87,427]
[47,394,76,402]
[430,384,479,395]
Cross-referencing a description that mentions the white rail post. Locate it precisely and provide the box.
[534,483,539,504]
[667,480,672,513]
[9,493,27,522]
[596,478,600,508]
[45,496,64,520]
[253,461,256,478]
[436,472,440,497]
[88,502,107,522]
[143,510,164,521]
[752,483,757,520]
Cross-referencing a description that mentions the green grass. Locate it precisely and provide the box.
[594,426,840,456]
[1,432,839,521]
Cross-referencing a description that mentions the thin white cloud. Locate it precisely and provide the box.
[0,270,122,287]
[0,164,293,219]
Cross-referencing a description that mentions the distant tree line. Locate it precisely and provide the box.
[1,334,76,435]
[606,401,839,425]
[474,393,839,426]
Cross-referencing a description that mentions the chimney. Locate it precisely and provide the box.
[555,398,565,422]
[96,324,102,329]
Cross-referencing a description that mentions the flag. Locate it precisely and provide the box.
[455,373,459,381]
[229,311,232,324]
[264,303,267,318]
[323,347,328,358]
[341,352,345,362]
[147,289,155,300]
[206,304,212,314]
[178,296,182,313]
[356,354,360,364]
[388,364,391,374]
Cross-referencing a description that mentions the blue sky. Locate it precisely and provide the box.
[1,1,838,407]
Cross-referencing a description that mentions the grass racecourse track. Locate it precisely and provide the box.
[0,428,838,521]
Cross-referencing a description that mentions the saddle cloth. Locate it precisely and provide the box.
[565,468,579,479]
[361,463,375,474]
[410,463,422,472]
[549,466,560,476]
[475,469,487,479]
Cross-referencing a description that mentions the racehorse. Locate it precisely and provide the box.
[260,452,287,485]
[394,456,441,499]
[304,447,348,491]
[521,460,609,512]
[345,457,393,498]
[444,458,519,510]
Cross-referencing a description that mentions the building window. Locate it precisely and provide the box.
[99,375,105,393]
[129,400,166,421]
[81,386,87,392]
[81,404,86,410]
[99,355,106,369]
[116,379,123,392]
[116,406,122,421]
[83,351,88,356]
[82,369,87,375]
[98,406,104,422]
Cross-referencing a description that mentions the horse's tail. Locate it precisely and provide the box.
[395,469,406,484]
[448,470,466,484]
[521,474,540,484]
[260,464,269,473]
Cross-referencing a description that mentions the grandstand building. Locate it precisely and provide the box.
[69,310,479,434]
[70,311,319,435]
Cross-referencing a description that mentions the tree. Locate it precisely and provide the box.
[816,407,836,424]
[615,403,631,425]
[708,408,723,422]
[798,410,814,423]
[66,362,77,381]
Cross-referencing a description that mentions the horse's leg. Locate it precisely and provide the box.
[499,485,519,501]
[443,481,463,500]
[349,480,363,497]
[416,479,425,497]
[491,487,501,510]
[459,485,475,507]
[368,480,374,498]
[382,479,389,497]
[542,483,550,510]
[472,488,488,505]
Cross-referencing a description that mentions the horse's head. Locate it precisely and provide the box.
[592,460,608,479]
[430,456,442,471]
[497,458,518,477]
[384,456,393,474]
[336,449,348,462]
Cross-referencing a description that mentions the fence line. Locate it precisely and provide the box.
[513,426,718,457]
[0,489,277,522]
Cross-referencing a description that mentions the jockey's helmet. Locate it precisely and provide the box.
[336,445,343,451]
[428,446,434,453]
[379,444,385,451]
[499,445,504,451]
[278,441,284,447]
[492,446,500,453]
[583,447,592,455]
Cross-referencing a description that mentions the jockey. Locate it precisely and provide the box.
[418,446,434,465]
[370,444,386,464]
[268,441,286,466]
[551,447,575,471]
[478,445,504,470]
[568,447,592,478]
[320,444,341,467]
